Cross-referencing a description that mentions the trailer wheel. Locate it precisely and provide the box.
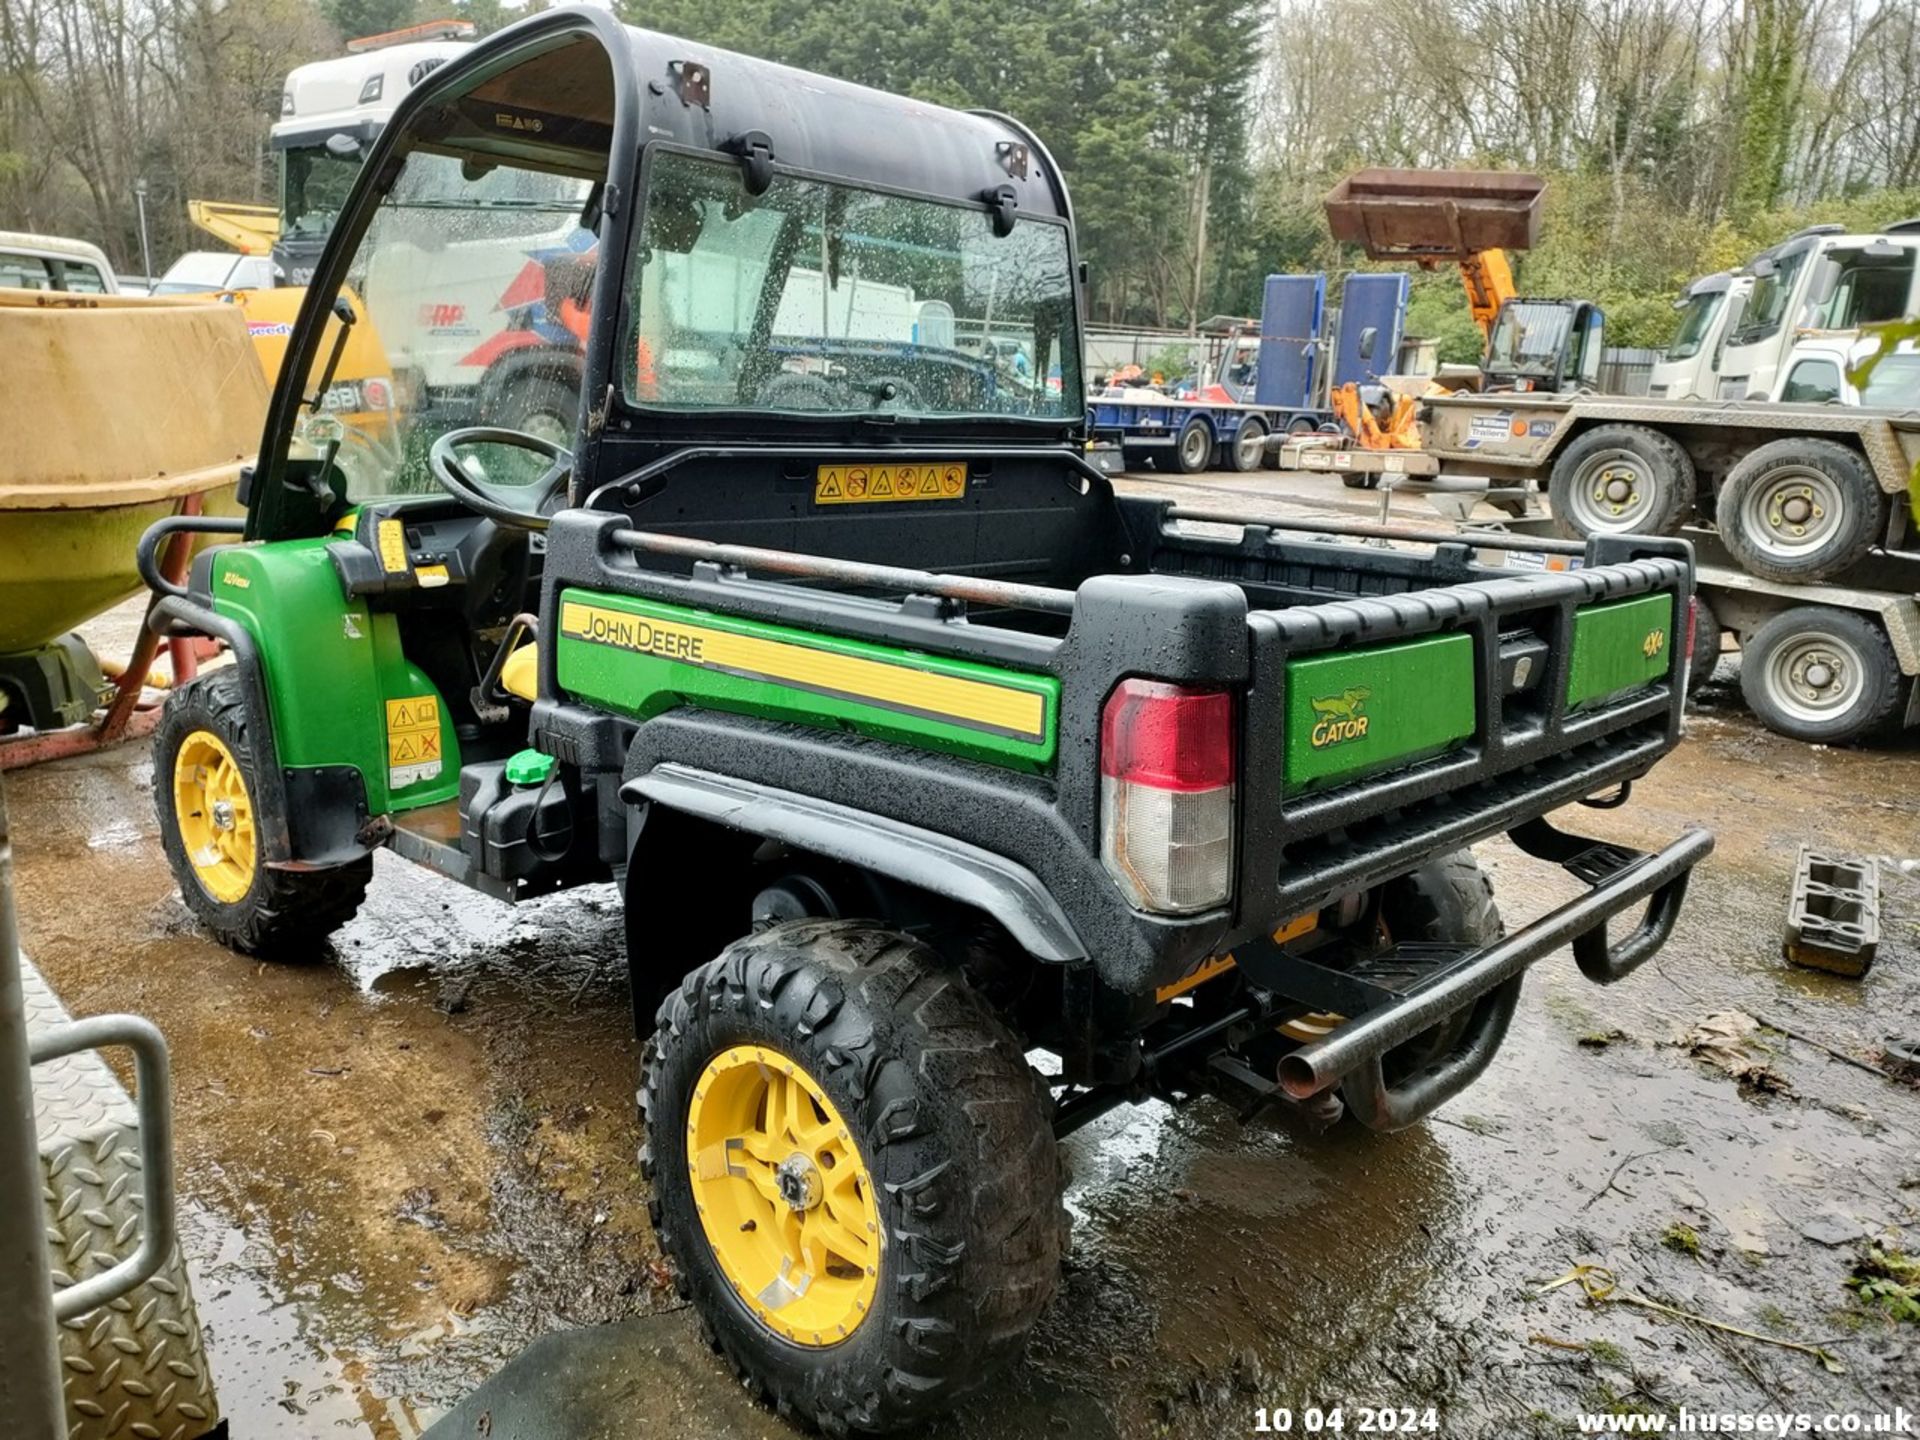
[153,668,370,956]
[1174,415,1214,473]
[1739,606,1904,745]
[497,373,580,451]
[1688,593,1722,696]
[1227,416,1267,472]
[1717,438,1884,583]
[641,920,1063,1435]
[1548,424,1695,538]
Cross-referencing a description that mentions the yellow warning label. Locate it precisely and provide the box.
[377,518,408,574]
[385,695,442,782]
[559,601,1045,741]
[814,463,967,506]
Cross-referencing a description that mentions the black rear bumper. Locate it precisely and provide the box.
[1260,818,1713,1131]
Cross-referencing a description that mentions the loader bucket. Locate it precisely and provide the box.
[1324,169,1546,260]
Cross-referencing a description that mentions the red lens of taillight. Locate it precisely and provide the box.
[1683,596,1698,664]
[1099,680,1236,915]
[1098,680,1234,791]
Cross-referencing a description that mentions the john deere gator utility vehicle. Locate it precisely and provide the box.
[141,10,1713,1431]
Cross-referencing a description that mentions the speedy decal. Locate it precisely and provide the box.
[559,601,1046,741]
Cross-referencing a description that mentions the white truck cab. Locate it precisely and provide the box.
[0,231,118,294]
[1716,221,1920,402]
[1769,333,1920,410]
[1647,271,1750,400]
[269,20,475,284]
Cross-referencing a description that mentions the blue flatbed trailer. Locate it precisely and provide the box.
[1086,394,1338,473]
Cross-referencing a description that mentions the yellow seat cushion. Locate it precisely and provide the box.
[499,642,539,701]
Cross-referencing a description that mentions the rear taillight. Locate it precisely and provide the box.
[1099,680,1235,914]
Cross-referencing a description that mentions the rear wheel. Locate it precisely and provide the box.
[1548,424,1695,538]
[1226,416,1267,471]
[153,668,370,955]
[1174,415,1214,474]
[641,921,1064,1434]
[1739,606,1904,745]
[1717,439,1884,583]
[1372,852,1507,1090]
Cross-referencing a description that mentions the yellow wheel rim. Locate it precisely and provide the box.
[685,1044,882,1347]
[172,730,257,905]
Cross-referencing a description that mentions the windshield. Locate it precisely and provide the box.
[279,149,593,501]
[280,143,365,239]
[621,151,1079,420]
[1485,301,1573,376]
[1808,246,1917,329]
[1664,291,1724,361]
[1859,353,1920,410]
[1729,247,1810,345]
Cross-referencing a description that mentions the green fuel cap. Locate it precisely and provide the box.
[505,748,556,787]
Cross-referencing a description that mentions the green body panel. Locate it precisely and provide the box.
[1284,632,1476,789]
[209,540,459,813]
[1566,594,1674,708]
[554,589,1059,770]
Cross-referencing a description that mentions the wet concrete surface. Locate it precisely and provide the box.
[9,477,1920,1438]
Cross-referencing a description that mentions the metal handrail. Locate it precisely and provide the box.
[1165,505,1593,556]
[29,1016,176,1321]
[608,527,1080,616]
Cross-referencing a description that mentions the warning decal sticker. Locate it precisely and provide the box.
[385,694,443,790]
[814,463,967,506]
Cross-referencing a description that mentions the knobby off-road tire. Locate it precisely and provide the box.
[1373,851,1509,1088]
[1717,438,1885,583]
[1548,423,1696,539]
[640,920,1065,1435]
[153,667,370,955]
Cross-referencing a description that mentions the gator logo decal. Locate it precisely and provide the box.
[1308,686,1372,749]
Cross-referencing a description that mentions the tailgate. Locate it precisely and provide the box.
[1234,538,1692,927]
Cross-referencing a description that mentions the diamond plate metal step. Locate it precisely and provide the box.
[23,954,220,1440]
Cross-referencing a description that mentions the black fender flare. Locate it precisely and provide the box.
[621,762,1087,963]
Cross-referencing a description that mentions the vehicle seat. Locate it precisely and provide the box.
[499,642,539,702]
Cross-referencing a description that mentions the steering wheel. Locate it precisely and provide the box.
[428,426,572,532]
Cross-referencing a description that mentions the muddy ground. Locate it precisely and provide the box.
[8,473,1919,1437]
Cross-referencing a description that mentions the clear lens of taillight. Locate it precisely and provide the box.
[1099,679,1235,914]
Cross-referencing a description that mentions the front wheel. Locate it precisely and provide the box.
[1548,424,1695,538]
[1739,606,1905,745]
[153,668,370,955]
[640,921,1064,1434]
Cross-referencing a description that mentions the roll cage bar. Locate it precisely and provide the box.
[246,6,1085,544]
